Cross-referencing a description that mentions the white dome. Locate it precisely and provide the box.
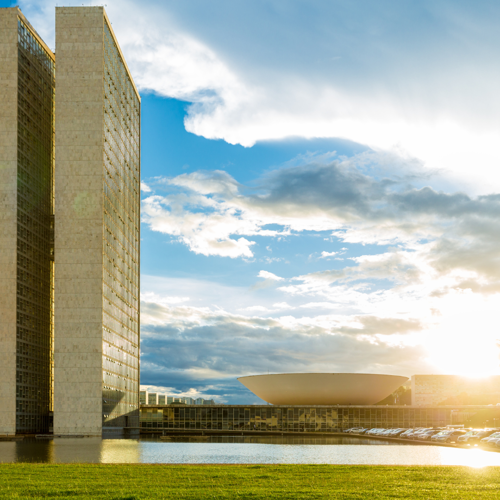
[237,373,408,405]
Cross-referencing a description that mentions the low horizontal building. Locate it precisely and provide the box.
[140,390,215,406]
[411,375,500,405]
[139,404,490,434]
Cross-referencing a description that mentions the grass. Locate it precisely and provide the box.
[1,464,500,499]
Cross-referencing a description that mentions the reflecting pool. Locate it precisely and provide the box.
[1,436,500,467]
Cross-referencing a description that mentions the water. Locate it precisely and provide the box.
[1,436,500,467]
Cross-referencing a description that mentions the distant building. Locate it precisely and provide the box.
[411,375,500,405]
[139,394,216,405]
[140,391,165,405]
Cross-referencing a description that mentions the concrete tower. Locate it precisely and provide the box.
[0,8,55,436]
[54,7,140,436]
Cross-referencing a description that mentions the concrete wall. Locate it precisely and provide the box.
[0,8,18,436]
[54,7,105,436]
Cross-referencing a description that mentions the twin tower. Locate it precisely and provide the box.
[0,7,140,436]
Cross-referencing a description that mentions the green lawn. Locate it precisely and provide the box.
[1,464,500,499]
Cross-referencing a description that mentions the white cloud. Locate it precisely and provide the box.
[258,271,284,281]
[141,192,259,258]
[19,0,500,191]
[272,302,294,310]
[140,292,189,305]
[140,182,152,193]
[319,251,338,259]
[242,306,270,313]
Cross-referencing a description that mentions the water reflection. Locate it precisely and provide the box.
[1,436,500,466]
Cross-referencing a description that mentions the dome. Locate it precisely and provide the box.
[237,373,408,405]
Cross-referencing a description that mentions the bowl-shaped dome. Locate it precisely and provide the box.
[238,373,408,405]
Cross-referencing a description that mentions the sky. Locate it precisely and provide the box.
[8,0,500,403]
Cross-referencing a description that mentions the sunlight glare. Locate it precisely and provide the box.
[424,294,500,377]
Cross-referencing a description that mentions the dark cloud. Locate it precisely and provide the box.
[256,162,500,229]
[139,304,427,403]
[158,158,500,286]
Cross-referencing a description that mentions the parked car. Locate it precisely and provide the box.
[456,430,493,446]
[399,429,415,438]
[431,430,453,442]
[409,428,432,440]
[351,427,366,433]
[350,428,368,434]
[402,429,418,438]
[417,430,441,441]
[432,430,466,443]
[462,430,497,446]
[366,428,384,436]
[404,430,418,438]
[484,437,500,449]
[391,428,408,437]
[479,432,500,448]
[385,428,403,437]
[379,429,393,436]
[484,436,500,449]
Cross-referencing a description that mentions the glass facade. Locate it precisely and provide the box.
[102,19,140,430]
[140,405,468,433]
[15,18,55,434]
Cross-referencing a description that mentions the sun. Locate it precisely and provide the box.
[423,294,500,378]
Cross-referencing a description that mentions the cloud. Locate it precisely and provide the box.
[142,153,500,300]
[319,251,338,259]
[337,316,423,337]
[19,0,500,191]
[141,192,259,258]
[242,306,270,313]
[273,302,294,310]
[140,294,430,403]
[249,271,287,291]
[291,251,422,289]
[140,182,152,193]
[140,157,500,382]
[258,271,284,281]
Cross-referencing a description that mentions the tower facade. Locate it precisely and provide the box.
[0,8,55,436]
[54,7,140,436]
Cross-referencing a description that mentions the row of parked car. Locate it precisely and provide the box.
[343,427,500,449]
